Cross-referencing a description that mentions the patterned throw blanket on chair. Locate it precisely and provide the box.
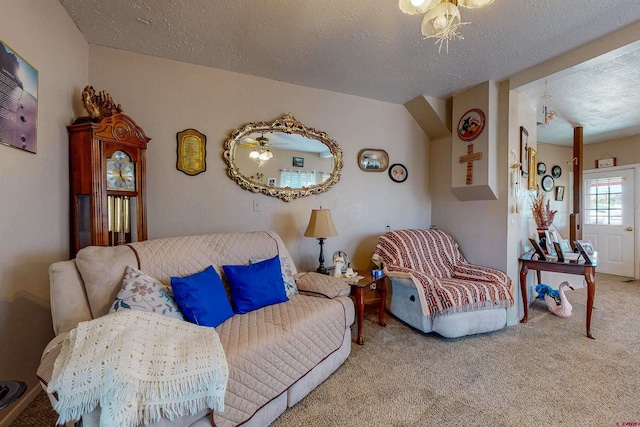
[373,229,514,319]
[48,310,228,427]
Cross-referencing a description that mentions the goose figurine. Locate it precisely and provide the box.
[535,282,575,318]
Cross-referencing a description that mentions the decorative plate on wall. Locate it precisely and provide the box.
[456,109,485,142]
[537,162,546,176]
[551,165,562,178]
[388,163,408,183]
[541,175,554,192]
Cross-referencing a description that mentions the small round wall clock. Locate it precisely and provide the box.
[389,163,408,183]
[551,165,562,178]
[537,162,546,176]
[541,175,554,192]
[457,108,485,142]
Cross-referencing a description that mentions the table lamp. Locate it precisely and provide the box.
[304,208,338,274]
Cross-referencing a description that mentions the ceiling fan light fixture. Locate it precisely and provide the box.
[421,2,467,53]
[399,0,439,15]
[457,0,494,8]
[249,149,260,159]
[401,0,491,52]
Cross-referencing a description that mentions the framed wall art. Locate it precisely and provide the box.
[176,128,206,176]
[389,163,408,183]
[520,126,529,177]
[457,108,485,142]
[292,156,304,167]
[0,39,38,153]
[555,185,565,201]
[527,147,537,190]
[541,175,554,192]
[358,149,389,172]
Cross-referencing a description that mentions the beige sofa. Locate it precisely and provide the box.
[38,231,355,427]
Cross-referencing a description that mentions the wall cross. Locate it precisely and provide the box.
[458,144,483,185]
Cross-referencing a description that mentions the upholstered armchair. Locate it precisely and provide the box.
[373,229,514,338]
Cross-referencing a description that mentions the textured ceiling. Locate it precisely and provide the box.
[59,0,640,145]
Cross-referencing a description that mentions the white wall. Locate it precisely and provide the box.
[0,1,88,424]
[88,46,431,271]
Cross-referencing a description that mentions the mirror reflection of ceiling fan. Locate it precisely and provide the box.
[239,133,288,148]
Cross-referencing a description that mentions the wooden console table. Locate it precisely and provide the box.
[519,255,597,339]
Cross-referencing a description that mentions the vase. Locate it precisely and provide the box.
[537,228,548,252]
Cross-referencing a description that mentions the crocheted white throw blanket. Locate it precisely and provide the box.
[48,310,228,427]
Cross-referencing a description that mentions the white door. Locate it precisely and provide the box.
[583,168,636,277]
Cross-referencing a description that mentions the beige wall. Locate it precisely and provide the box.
[536,143,573,238]
[88,45,431,272]
[584,135,640,169]
[0,0,88,424]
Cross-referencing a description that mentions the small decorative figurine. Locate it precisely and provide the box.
[333,254,345,277]
[535,282,574,318]
[345,263,355,277]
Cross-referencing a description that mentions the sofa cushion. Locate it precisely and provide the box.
[250,256,298,296]
[215,295,350,425]
[223,255,289,314]
[171,266,234,327]
[109,265,184,320]
[75,245,138,318]
[295,272,351,298]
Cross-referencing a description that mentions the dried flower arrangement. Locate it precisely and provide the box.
[531,191,557,229]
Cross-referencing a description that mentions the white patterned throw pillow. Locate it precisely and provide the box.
[109,265,185,320]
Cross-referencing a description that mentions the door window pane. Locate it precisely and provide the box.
[583,177,623,225]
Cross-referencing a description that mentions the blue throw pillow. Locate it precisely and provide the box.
[170,266,234,327]
[223,255,289,314]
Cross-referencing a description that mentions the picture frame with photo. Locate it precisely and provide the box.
[544,229,559,255]
[358,148,389,172]
[528,238,547,261]
[558,239,572,253]
[553,242,564,262]
[574,240,596,264]
[292,157,304,167]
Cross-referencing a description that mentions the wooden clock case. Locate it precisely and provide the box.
[68,113,150,257]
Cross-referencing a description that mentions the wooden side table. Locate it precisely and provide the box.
[347,270,387,345]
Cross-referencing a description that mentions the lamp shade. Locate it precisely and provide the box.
[304,209,338,238]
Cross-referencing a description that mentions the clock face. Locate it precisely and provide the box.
[106,150,136,191]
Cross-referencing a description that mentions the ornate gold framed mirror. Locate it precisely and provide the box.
[223,114,343,201]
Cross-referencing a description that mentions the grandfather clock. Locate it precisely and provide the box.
[68,112,150,257]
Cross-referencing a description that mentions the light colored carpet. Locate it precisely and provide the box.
[12,274,640,426]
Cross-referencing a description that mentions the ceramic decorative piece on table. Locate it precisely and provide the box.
[333,254,344,277]
[333,251,349,274]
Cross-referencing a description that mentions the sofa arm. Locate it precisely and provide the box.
[37,333,69,391]
[294,272,351,299]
